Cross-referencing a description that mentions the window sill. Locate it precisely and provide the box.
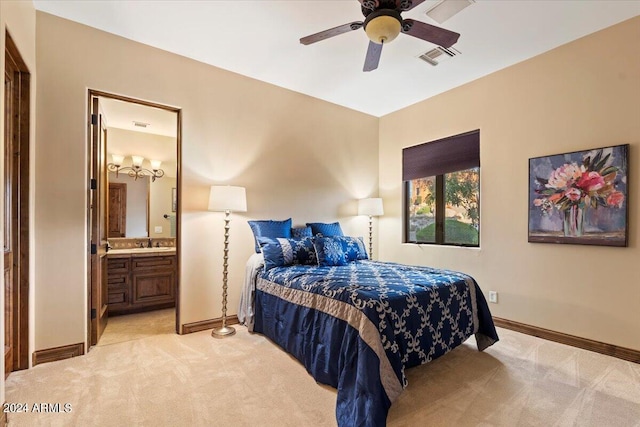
[402,242,481,250]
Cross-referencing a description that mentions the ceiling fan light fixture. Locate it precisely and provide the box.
[364,9,402,44]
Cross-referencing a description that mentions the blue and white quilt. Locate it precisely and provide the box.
[251,260,498,427]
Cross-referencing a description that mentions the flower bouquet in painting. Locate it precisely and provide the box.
[528,145,628,246]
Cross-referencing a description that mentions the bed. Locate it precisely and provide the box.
[240,247,498,427]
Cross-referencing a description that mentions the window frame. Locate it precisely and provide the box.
[402,130,480,248]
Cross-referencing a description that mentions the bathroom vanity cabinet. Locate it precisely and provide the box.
[107,251,176,315]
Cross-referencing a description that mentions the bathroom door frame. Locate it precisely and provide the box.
[4,31,31,374]
[86,89,182,347]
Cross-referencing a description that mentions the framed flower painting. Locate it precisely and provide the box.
[528,144,629,246]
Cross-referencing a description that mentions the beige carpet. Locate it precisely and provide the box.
[5,326,640,427]
[96,308,176,346]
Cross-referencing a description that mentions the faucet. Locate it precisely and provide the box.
[147,238,153,248]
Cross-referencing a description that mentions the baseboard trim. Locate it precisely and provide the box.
[493,317,640,363]
[32,342,84,367]
[181,315,240,334]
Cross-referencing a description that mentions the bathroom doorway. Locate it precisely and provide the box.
[87,90,181,347]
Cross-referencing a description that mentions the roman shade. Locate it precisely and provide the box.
[402,130,480,181]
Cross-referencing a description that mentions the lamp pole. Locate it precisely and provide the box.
[212,210,235,338]
[208,185,246,339]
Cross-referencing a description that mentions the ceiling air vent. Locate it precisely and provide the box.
[425,0,475,24]
[418,46,461,66]
[133,121,150,128]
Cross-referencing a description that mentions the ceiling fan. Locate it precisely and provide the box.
[300,0,460,72]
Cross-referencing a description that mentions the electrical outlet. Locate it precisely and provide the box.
[489,291,498,304]
[154,226,163,233]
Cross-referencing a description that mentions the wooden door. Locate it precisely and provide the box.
[89,97,109,345]
[108,182,127,238]
[4,33,30,375]
[4,41,17,376]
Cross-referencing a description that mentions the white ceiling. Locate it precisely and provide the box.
[99,97,177,137]
[34,1,640,117]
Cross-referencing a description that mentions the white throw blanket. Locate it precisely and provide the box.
[238,253,264,330]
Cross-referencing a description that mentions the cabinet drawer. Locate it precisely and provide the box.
[108,290,128,305]
[131,256,176,271]
[107,273,129,289]
[107,258,130,274]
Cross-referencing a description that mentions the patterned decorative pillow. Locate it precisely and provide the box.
[306,222,344,237]
[335,236,368,261]
[313,236,348,267]
[258,237,317,271]
[291,226,313,239]
[248,218,292,253]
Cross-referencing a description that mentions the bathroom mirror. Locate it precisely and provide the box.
[107,158,177,238]
[102,97,178,238]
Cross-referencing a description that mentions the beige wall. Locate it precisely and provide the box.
[35,12,378,350]
[379,17,640,350]
[1,0,36,400]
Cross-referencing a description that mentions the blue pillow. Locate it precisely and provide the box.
[313,236,348,267]
[335,236,368,261]
[306,222,344,237]
[248,218,292,253]
[258,237,317,271]
[291,226,313,239]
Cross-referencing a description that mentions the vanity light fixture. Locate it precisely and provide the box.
[107,154,165,182]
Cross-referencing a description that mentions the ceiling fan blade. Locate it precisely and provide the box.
[363,41,383,72]
[300,22,364,45]
[401,19,460,48]
[396,0,427,11]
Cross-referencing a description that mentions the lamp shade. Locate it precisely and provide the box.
[208,186,247,212]
[358,198,384,216]
[111,154,125,166]
[131,155,144,167]
[365,15,401,44]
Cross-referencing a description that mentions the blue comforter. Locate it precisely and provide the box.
[252,260,498,426]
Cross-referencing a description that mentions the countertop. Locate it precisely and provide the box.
[107,247,176,258]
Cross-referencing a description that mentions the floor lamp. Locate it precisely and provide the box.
[358,198,384,260]
[208,185,247,338]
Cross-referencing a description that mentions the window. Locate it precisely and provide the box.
[403,130,480,247]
